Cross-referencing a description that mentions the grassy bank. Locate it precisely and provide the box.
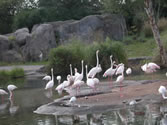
[0,68,25,86]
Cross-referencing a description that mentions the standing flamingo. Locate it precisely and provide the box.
[42,75,51,81]
[45,68,54,91]
[87,50,101,78]
[7,85,17,100]
[0,89,8,103]
[115,63,125,75]
[103,55,117,87]
[74,60,84,82]
[115,64,125,98]
[86,65,96,92]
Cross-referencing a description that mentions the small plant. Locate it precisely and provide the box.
[0,68,25,86]
[8,35,16,41]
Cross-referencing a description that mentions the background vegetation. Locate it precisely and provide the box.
[48,39,127,76]
[0,68,25,86]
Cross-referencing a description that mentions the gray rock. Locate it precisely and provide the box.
[0,35,9,61]
[0,14,127,62]
[14,28,31,47]
[23,24,57,61]
[2,50,23,62]
[49,14,127,44]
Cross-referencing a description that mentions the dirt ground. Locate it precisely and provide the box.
[34,80,167,115]
[76,80,167,106]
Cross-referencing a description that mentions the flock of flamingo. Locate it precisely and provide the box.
[42,50,163,102]
[0,50,166,104]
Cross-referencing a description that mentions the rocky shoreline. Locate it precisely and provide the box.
[34,79,166,116]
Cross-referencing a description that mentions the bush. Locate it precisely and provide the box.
[0,68,25,86]
[48,41,86,76]
[48,39,127,76]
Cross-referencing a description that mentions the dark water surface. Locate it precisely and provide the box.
[0,71,167,125]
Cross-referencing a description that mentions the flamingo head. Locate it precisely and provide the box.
[103,73,107,77]
[74,68,78,73]
[56,75,61,81]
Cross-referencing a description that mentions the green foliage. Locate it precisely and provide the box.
[8,35,16,41]
[0,68,25,86]
[102,0,146,32]
[48,39,127,76]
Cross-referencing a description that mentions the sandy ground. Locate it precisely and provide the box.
[34,80,167,115]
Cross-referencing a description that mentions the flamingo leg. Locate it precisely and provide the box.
[110,76,112,88]
[120,82,123,98]
[1,95,4,104]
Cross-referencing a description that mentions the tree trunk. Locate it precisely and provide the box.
[144,0,167,66]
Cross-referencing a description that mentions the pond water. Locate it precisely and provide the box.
[0,71,167,125]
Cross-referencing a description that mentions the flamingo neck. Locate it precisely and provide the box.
[51,69,54,82]
[70,65,73,76]
[162,93,167,99]
[86,66,88,80]
[96,51,99,67]
[81,61,83,75]
[110,56,113,68]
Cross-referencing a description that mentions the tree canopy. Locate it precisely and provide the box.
[0,0,167,34]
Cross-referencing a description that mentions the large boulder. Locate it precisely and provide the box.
[49,14,127,44]
[23,24,57,61]
[14,28,31,47]
[2,50,23,62]
[0,35,10,61]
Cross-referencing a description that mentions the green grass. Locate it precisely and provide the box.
[0,68,25,86]
[125,29,167,58]
[0,61,47,66]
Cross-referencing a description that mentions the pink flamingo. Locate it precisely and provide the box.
[88,50,101,78]
[103,55,117,87]
[0,89,8,103]
[86,65,96,92]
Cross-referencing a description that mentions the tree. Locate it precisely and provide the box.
[38,0,102,20]
[144,0,167,66]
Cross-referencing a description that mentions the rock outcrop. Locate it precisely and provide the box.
[0,14,127,62]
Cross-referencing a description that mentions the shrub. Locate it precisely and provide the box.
[48,41,86,76]
[48,39,127,76]
[0,68,25,86]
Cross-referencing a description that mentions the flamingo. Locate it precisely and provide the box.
[56,76,61,84]
[7,85,17,100]
[141,62,160,74]
[158,85,167,99]
[74,60,84,82]
[115,63,125,75]
[42,75,51,81]
[116,65,125,98]
[86,65,96,92]
[103,55,117,87]
[126,68,132,75]
[55,75,73,95]
[71,80,84,95]
[45,68,54,91]
[87,50,101,78]
[0,89,8,103]
[39,51,43,61]
[69,96,77,105]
